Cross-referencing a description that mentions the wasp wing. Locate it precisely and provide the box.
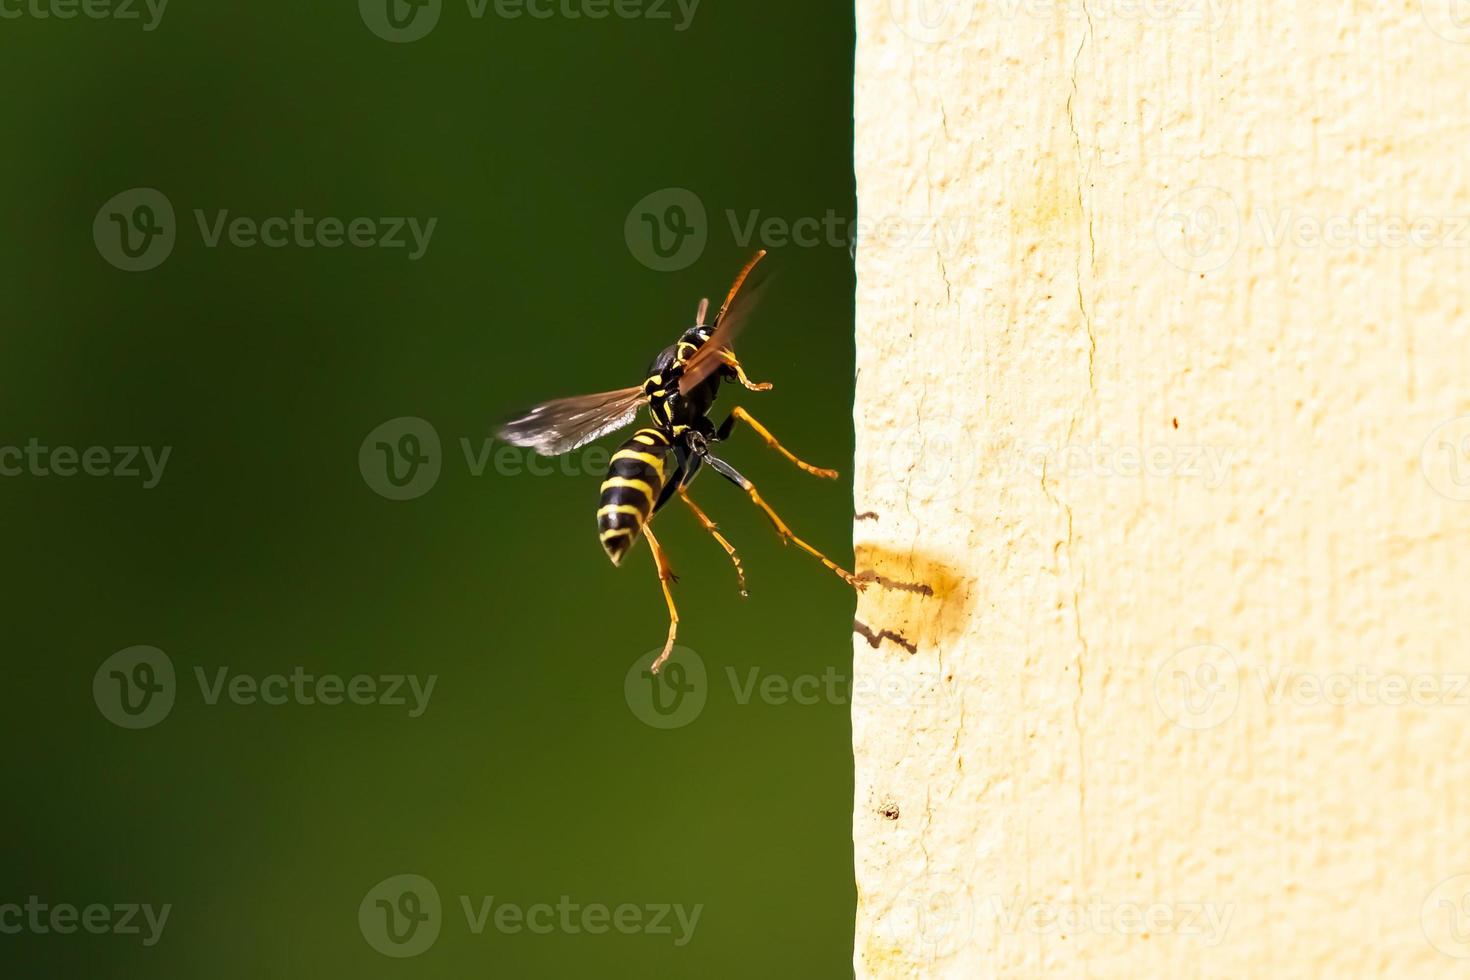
[497,386,645,457]
[678,250,770,395]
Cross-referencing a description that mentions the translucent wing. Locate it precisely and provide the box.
[678,250,770,395]
[497,386,645,457]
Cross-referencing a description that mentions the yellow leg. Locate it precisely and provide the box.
[679,488,748,597]
[643,525,681,674]
[727,406,840,480]
[718,350,773,392]
[743,482,866,592]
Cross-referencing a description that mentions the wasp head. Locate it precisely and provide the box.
[679,325,713,348]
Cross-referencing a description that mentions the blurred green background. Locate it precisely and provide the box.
[0,1,857,976]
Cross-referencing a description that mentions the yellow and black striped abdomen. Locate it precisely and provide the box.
[597,428,674,565]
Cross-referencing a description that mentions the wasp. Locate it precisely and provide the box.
[498,251,863,673]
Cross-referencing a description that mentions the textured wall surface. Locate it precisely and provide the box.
[853,1,1470,976]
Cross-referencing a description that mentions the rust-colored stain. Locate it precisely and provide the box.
[1007,152,1083,238]
[852,545,974,654]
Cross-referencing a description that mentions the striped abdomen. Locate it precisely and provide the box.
[598,428,674,565]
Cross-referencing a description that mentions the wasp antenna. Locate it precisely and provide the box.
[717,250,768,322]
[695,297,709,326]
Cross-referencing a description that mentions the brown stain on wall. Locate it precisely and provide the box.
[852,544,975,655]
[1007,146,1083,239]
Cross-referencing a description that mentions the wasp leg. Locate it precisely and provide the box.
[642,525,682,675]
[679,488,748,598]
[716,406,840,480]
[704,453,865,591]
[717,350,773,392]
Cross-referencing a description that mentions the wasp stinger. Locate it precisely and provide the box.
[498,251,863,673]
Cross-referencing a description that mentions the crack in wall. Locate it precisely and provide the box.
[1062,6,1096,893]
[1067,0,1099,399]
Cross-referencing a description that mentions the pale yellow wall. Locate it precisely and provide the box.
[853,1,1470,976]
